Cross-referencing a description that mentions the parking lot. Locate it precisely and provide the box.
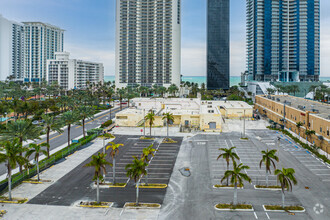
[28,135,182,208]
[161,130,330,220]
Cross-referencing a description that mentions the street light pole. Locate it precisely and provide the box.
[143,109,146,136]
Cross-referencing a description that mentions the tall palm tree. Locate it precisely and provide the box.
[259,149,279,186]
[106,142,124,184]
[221,162,251,206]
[217,147,240,186]
[60,111,80,147]
[145,111,155,137]
[118,88,126,110]
[77,106,95,139]
[0,138,28,200]
[41,114,63,158]
[162,112,174,139]
[295,122,303,140]
[275,168,297,208]
[25,143,48,181]
[1,119,42,172]
[125,156,147,206]
[141,144,156,185]
[84,153,111,203]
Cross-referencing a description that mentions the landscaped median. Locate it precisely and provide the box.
[254,185,282,191]
[140,136,155,140]
[214,203,254,211]
[78,201,113,208]
[0,196,28,204]
[263,205,305,212]
[22,179,52,184]
[124,202,161,209]
[213,184,243,189]
[136,183,167,189]
[162,138,177,144]
[0,131,100,196]
[94,182,127,188]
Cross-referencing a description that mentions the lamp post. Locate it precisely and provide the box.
[143,109,146,136]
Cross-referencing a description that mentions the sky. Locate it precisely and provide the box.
[0,0,329,77]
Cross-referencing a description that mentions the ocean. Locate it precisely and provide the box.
[104,76,330,87]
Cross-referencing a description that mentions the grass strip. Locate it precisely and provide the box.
[264,205,304,211]
[125,202,161,208]
[0,196,28,204]
[215,203,252,210]
[255,185,281,189]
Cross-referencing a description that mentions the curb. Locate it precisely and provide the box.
[78,202,113,208]
[124,202,161,209]
[213,185,243,189]
[137,184,167,189]
[262,205,306,212]
[214,204,254,212]
[253,185,282,191]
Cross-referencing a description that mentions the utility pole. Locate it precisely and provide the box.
[143,109,146,136]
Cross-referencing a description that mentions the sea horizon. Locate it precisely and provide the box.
[104,75,330,87]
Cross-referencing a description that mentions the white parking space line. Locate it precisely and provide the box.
[265,212,270,219]
[316,174,330,176]
[310,169,330,171]
[254,212,258,219]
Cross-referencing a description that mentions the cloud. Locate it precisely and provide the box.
[65,43,115,75]
[230,40,246,76]
[181,44,206,76]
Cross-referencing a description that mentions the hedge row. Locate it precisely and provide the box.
[267,126,330,164]
[100,120,113,128]
[0,133,98,194]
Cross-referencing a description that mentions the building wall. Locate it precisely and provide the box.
[0,15,24,81]
[115,0,181,88]
[24,22,64,82]
[255,95,330,153]
[246,0,320,82]
[207,0,230,90]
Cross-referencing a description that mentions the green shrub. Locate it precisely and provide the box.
[87,128,103,136]
[100,120,113,128]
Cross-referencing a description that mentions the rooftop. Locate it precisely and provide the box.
[266,95,330,120]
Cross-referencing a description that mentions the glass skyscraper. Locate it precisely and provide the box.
[207,0,230,90]
[246,0,320,82]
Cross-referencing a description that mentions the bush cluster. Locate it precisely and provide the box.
[267,126,330,164]
[100,120,113,128]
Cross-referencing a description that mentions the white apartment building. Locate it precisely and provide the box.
[47,52,104,90]
[23,22,64,83]
[0,15,25,81]
[115,0,181,89]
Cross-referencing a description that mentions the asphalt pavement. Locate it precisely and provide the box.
[28,135,182,208]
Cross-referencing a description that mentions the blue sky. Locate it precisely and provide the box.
[0,0,329,77]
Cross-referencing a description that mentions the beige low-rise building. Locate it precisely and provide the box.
[115,98,253,132]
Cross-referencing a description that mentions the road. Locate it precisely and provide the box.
[0,106,126,176]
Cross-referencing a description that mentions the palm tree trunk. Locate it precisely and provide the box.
[82,118,85,139]
[19,137,23,173]
[234,182,238,206]
[67,124,71,147]
[97,177,100,203]
[47,127,50,158]
[136,180,140,206]
[281,190,285,208]
[8,166,12,201]
[266,170,269,187]
[37,159,40,181]
[226,162,229,186]
[113,158,116,184]
[150,124,152,137]
[167,120,169,139]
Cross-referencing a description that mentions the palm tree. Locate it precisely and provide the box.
[1,119,42,172]
[106,142,124,184]
[141,144,156,185]
[305,130,316,142]
[118,88,126,110]
[217,147,240,186]
[77,106,95,139]
[295,122,303,140]
[25,143,48,181]
[0,138,28,200]
[60,111,80,147]
[84,153,111,203]
[162,112,174,139]
[42,114,63,158]
[275,168,297,208]
[259,149,279,186]
[125,156,148,206]
[145,110,155,137]
[221,162,251,206]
